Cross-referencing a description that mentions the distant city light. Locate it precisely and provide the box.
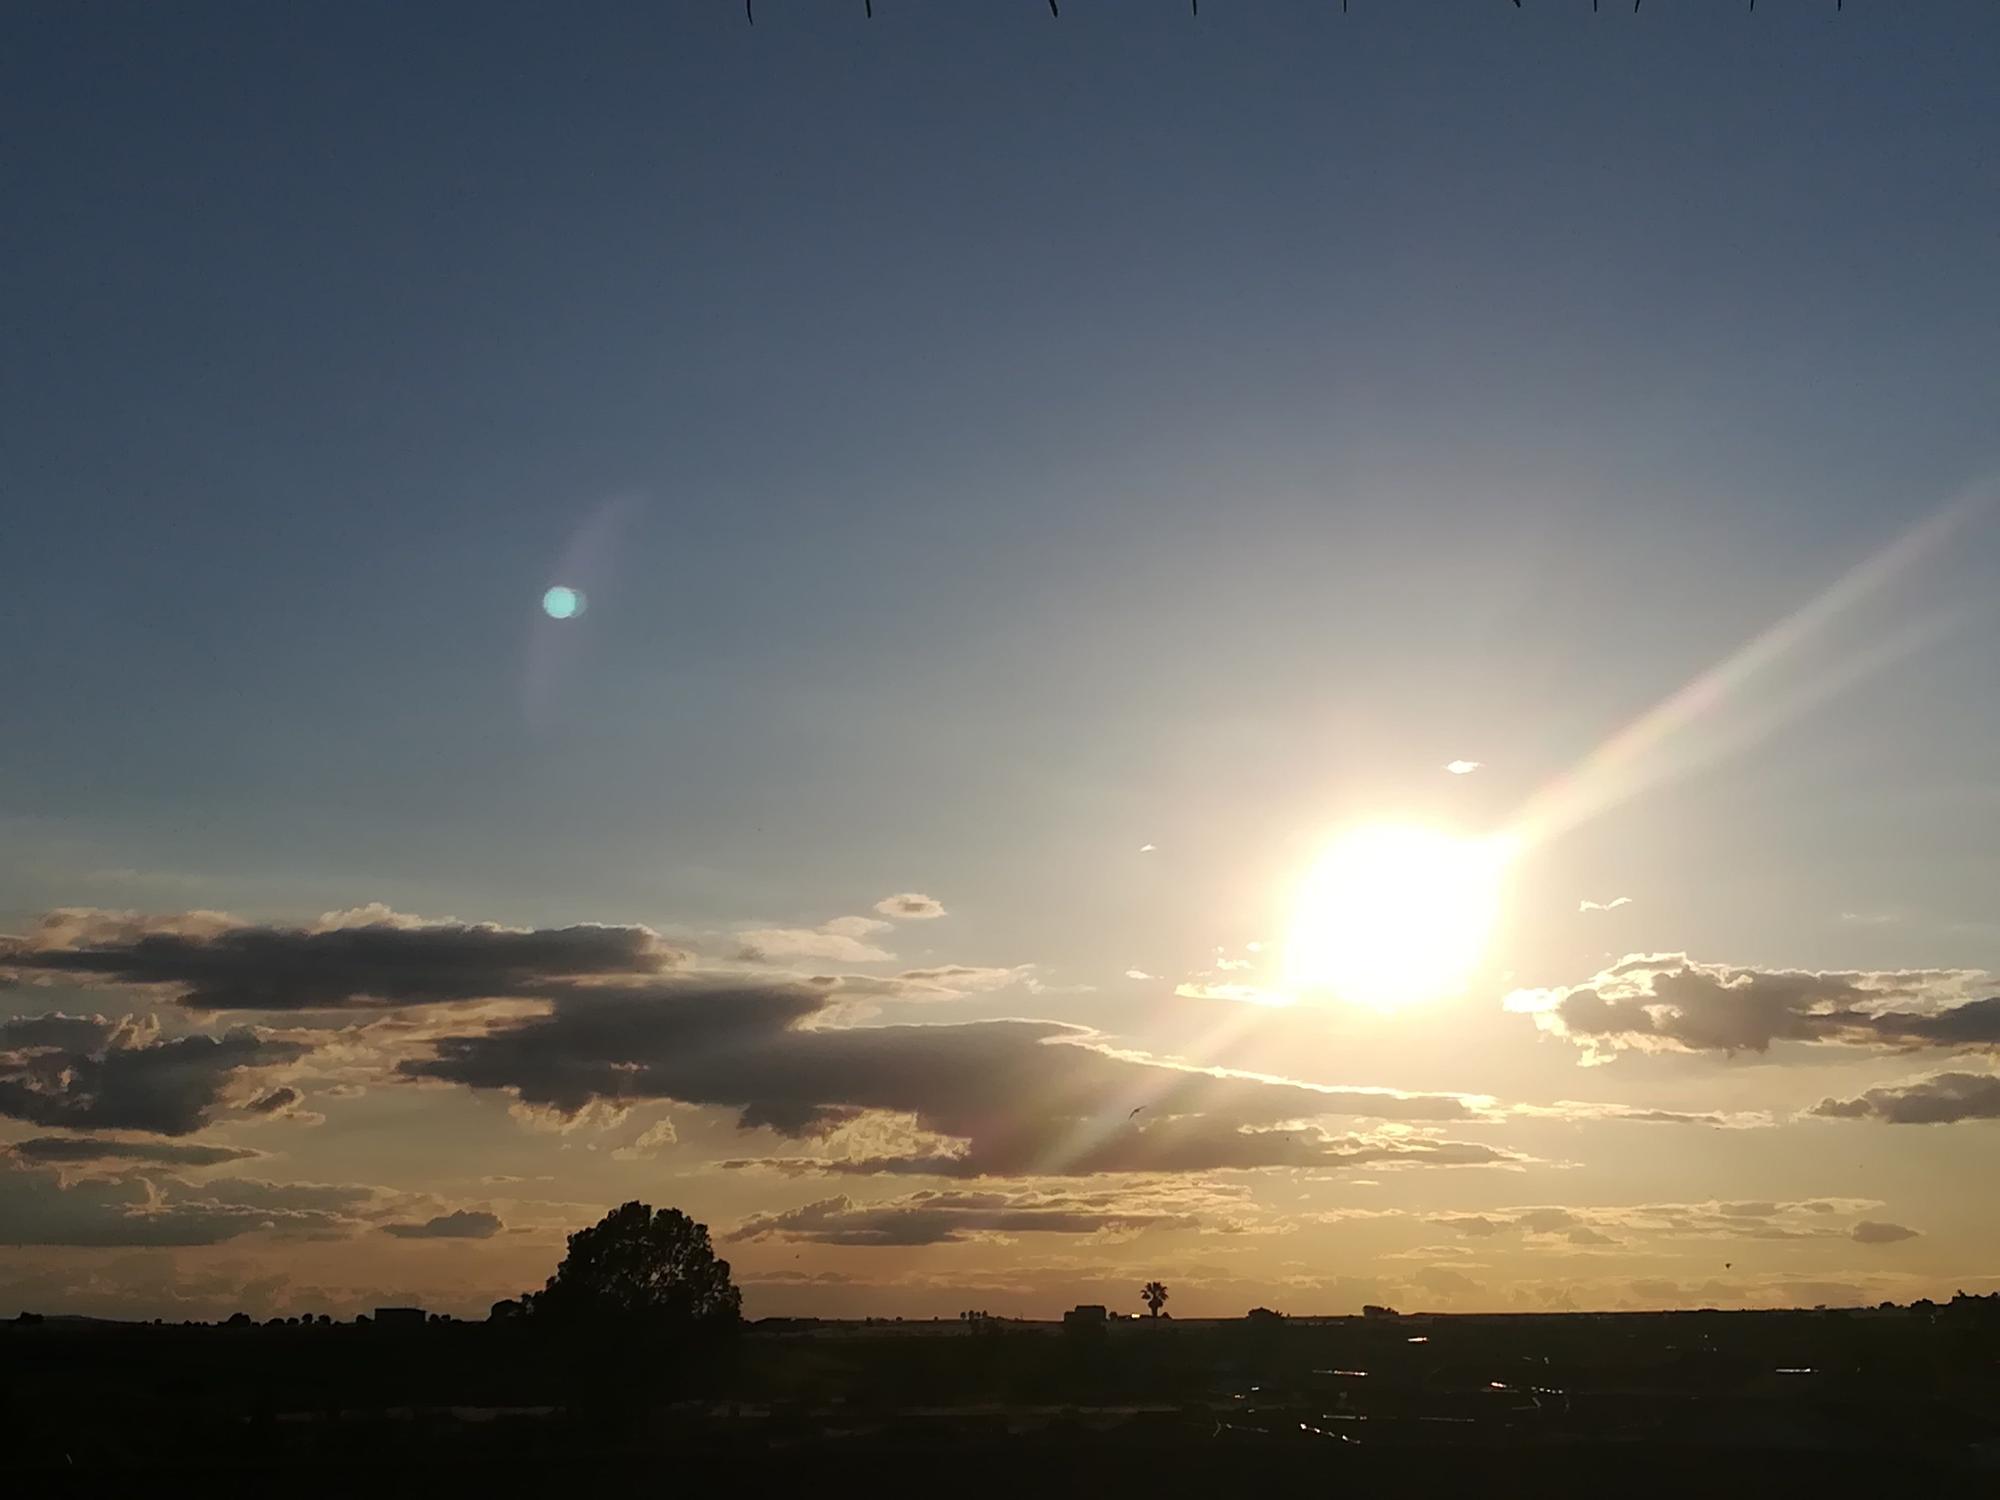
[542,586,585,620]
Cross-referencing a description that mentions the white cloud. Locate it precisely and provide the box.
[1174,981,1290,1006]
[1444,761,1483,776]
[611,1118,680,1161]
[1579,896,1633,913]
[739,921,893,964]
[822,915,891,940]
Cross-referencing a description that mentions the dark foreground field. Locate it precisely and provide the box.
[8,1304,1998,1492]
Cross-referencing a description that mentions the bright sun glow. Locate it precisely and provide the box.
[1285,825,1512,1011]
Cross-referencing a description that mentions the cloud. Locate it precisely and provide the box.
[1444,761,1483,776]
[1506,954,1995,1058]
[1425,1199,1874,1247]
[0,908,686,1010]
[727,1128,1517,1180]
[610,1118,679,1160]
[1510,1099,1774,1129]
[738,1100,864,1136]
[873,893,946,921]
[1415,1265,1482,1295]
[5,1136,261,1166]
[244,1085,301,1115]
[1124,969,1153,981]
[816,966,1025,1003]
[1850,1220,1920,1245]
[1173,981,1288,1006]
[738,921,892,964]
[0,1012,137,1050]
[382,1209,503,1240]
[1578,896,1632,913]
[1810,1071,2000,1125]
[1433,1214,1507,1237]
[0,1161,376,1246]
[729,1186,1210,1247]
[398,979,1496,1178]
[0,1011,306,1135]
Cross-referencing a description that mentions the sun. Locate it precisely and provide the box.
[1284,824,1511,1010]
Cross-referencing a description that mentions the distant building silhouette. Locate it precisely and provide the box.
[1062,1304,1107,1328]
[373,1306,426,1329]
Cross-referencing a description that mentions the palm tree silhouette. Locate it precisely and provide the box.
[1142,1281,1169,1318]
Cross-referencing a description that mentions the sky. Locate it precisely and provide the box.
[4,1,1999,1323]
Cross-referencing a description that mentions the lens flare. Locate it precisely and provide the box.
[541,585,585,620]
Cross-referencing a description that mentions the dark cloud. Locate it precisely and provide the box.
[245,1085,301,1115]
[6,1136,261,1166]
[0,908,685,1011]
[1850,1220,1920,1244]
[400,981,1496,1177]
[1811,1071,2000,1124]
[0,1013,126,1050]
[873,893,946,921]
[0,1012,305,1135]
[730,1188,1199,1247]
[382,1209,503,1240]
[0,1162,373,1246]
[1866,996,2000,1047]
[1509,954,1994,1057]
[737,1101,862,1136]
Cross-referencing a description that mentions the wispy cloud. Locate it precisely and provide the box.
[730,1186,1215,1247]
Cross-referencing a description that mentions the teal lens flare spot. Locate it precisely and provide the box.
[541,586,585,620]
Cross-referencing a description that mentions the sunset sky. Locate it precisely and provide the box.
[5,3,1999,1322]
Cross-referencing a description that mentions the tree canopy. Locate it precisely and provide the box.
[531,1201,741,1326]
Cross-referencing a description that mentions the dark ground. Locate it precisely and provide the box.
[7,1303,1998,1493]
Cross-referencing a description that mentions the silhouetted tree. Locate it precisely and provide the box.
[531,1201,741,1327]
[1142,1281,1169,1317]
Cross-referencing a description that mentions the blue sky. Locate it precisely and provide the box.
[4,4,1999,1319]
